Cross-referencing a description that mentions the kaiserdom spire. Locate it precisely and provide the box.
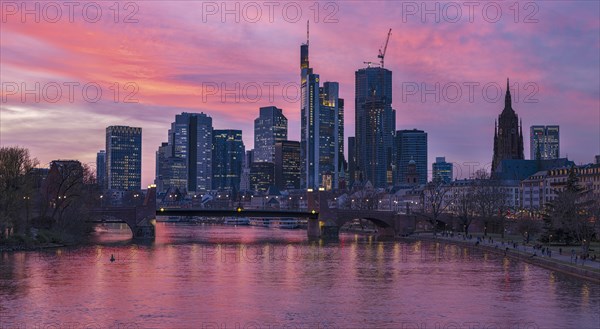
[492,77,524,173]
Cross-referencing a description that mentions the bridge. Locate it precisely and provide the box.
[88,188,156,238]
[157,205,416,239]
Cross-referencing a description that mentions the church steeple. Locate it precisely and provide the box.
[504,78,512,111]
[492,77,524,174]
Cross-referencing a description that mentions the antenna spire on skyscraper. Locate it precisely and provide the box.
[307,20,309,45]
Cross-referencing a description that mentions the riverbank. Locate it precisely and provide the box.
[404,233,600,284]
[0,242,66,252]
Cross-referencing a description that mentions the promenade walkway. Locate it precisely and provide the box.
[408,232,600,281]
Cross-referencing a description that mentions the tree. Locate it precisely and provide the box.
[454,184,476,235]
[0,146,38,239]
[544,166,596,254]
[471,170,509,237]
[419,179,453,235]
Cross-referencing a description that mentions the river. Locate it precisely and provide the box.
[1,223,599,329]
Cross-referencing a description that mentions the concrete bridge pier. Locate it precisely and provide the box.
[132,219,155,239]
[307,218,321,239]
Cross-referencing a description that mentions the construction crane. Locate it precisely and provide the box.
[377,28,392,68]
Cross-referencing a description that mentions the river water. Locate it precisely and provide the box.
[1,223,599,329]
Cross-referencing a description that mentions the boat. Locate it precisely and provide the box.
[223,217,250,226]
[249,218,271,227]
[277,218,300,229]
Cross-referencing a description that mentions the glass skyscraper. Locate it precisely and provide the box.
[106,126,142,191]
[274,141,301,190]
[212,129,245,191]
[300,34,343,190]
[254,106,287,163]
[530,125,560,160]
[395,129,428,185]
[156,112,213,193]
[96,150,106,189]
[432,157,453,183]
[354,66,395,188]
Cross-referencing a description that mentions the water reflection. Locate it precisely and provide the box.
[0,223,598,328]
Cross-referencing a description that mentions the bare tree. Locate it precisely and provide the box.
[472,170,508,237]
[454,184,476,235]
[544,166,596,254]
[0,146,38,238]
[419,179,453,235]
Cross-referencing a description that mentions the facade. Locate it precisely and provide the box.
[250,162,274,193]
[274,141,301,190]
[348,136,357,185]
[530,125,560,160]
[157,112,213,193]
[300,35,343,190]
[155,142,187,193]
[254,106,287,162]
[239,150,254,192]
[354,66,395,188]
[395,129,428,185]
[492,79,524,173]
[212,130,245,191]
[106,125,142,191]
[432,157,453,183]
[96,150,106,189]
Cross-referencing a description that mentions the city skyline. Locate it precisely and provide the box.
[1,2,599,187]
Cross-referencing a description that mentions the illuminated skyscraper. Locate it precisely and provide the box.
[299,25,343,190]
[432,157,453,183]
[106,126,142,191]
[530,125,560,160]
[96,150,106,189]
[156,112,213,193]
[355,66,395,188]
[274,141,301,190]
[254,106,287,163]
[395,129,427,185]
[212,129,245,191]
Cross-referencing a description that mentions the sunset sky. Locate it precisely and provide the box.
[1,1,599,186]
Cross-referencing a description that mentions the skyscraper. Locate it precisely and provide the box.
[274,141,301,190]
[299,26,343,190]
[106,126,142,191]
[355,66,395,188]
[254,106,287,163]
[155,142,186,193]
[348,136,356,185]
[157,112,213,193]
[492,79,524,172]
[250,162,274,193]
[432,157,453,183]
[96,150,106,189]
[530,125,560,160]
[212,129,244,191]
[395,129,428,185]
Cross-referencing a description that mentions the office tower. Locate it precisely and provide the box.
[155,142,187,193]
[106,126,141,191]
[492,79,524,172]
[274,141,301,190]
[96,150,106,189]
[432,157,453,183]
[355,66,395,188]
[299,26,343,190]
[254,106,287,162]
[395,129,428,185]
[530,125,560,160]
[239,150,254,192]
[348,136,358,186]
[250,162,274,193]
[596,155,600,165]
[168,112,213,193]
[212,129,245,191]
